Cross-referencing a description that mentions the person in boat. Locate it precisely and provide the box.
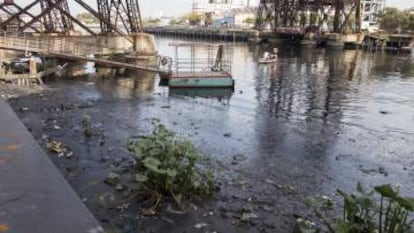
[265,50,278,61]
[268,53,277,60]
[270,48,278,60]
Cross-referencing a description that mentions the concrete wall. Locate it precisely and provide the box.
[342,34,364,43]
[131,33,157,55]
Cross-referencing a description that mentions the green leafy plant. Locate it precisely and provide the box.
[302,183,414,233]
[126,122,217,211]
[82,114,92,137]
[374,184,414,233]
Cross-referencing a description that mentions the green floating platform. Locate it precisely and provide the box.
[168,71,235,88]
[169,87,234,98]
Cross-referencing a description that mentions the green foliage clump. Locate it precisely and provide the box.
[145,18,161,26]
[82,114,92,138]
[243,17,255,25]
[169,18,185,26]
[376,7,414,33]
[300,183,414,233]
[187,11,205,25]
[127,123,216,209]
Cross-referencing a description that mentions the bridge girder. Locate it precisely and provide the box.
[255,0,362,33]
[96,0,143,34]
[40,0,74,33]
[0,0,143,37]
[0,0,77,34]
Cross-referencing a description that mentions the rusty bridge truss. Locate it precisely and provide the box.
[0,0,143,35]
[96,0,143,34]
[255,0,362,33]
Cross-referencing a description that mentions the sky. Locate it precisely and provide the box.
[10,0,411,18]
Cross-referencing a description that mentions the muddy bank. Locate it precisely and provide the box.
[5,79,307,233]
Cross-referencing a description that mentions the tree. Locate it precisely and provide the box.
[187,11,204,25]
[402,13,414,32]
[145,18,161,26]
[243,17,255,25]
[376,7,408,33]
[170,18,185,26]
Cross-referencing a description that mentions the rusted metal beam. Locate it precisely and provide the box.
[0,0,39,30]
[115,2,130,33]
[18,0,65,32]
[96,0,143,34]
[57,0,73,31]
[255,0,345,32]
[44,0,97,35]
[125,0,143,33]
[58,9,97,35]
[73,0,131,41]
[96,0,111,33]
[355,0,361,33]
[48,52,162,73]
[12,3,38,21]
[11,3,41,32]
[40,0,74,33]
[0,6,40,32]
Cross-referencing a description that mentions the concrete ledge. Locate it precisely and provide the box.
[0,98,103,233]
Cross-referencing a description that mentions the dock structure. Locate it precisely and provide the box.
[386,34,414,53]
[164,42,235,88]
[144,27,254,42]
[0,0,170,76]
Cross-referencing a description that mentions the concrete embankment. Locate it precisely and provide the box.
[0,97,103,233]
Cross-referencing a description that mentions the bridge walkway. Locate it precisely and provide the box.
[0,36,169,75]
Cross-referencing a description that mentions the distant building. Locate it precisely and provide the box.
[361,0,386,31]
[210,7,256,28]
[192,0,245,14]
[233,7,256,27]
[192,0,254,28]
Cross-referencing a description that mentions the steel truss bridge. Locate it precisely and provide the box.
[0,1,172,75]
[0,0,143,36]
[255,0,362,34]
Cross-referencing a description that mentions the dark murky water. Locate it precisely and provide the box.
[84,37,414,194]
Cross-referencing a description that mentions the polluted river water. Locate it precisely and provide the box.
[5,37,414,232]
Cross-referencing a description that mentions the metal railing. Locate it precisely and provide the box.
[0,35,119,56]
[0,35,171,74]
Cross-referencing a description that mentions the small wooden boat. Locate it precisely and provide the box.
[258,49,278,64]
[258,57,277,64]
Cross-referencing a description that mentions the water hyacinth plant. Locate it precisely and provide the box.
[126,122,217,211]
[300,183,414,233]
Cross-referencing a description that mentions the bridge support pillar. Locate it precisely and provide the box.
[131,33,157,55]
